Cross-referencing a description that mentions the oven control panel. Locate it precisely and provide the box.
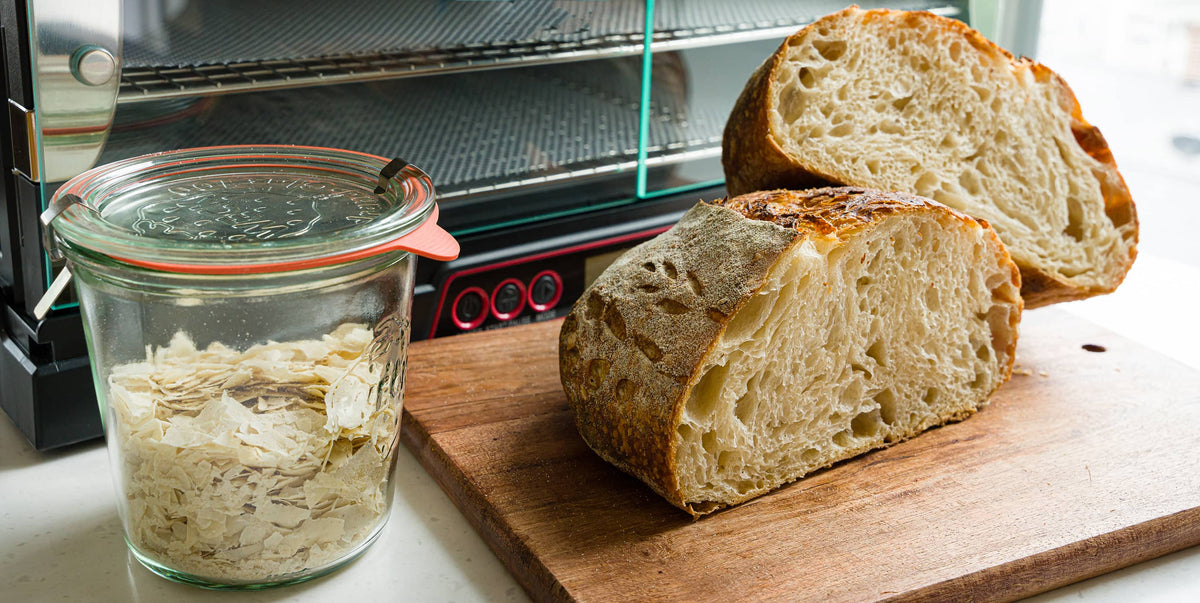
[426,227,667,339]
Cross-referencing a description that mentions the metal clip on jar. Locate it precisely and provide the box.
[39,146,458,589]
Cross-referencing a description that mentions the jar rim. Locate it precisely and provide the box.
[48,145,452,274]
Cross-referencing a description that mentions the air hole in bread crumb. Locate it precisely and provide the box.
[725,292,773,342]
[1064,197,1086,242]
[991,281,1019,305]
[877,389,897,424]
[922,388,940,406]
[851,409,882,438]
[687,364,728,419]
[866,340,888,367]
[718,451,735,470]
[851,362,872,379]
[830,123,853,137]
[814,39,847,61]
[799,67,817,88]
[924,286,940,311]
[642,262,656,272]
[958,169,983,196]
[971,370,988,389]
[780,91,806,124]
[701,431,718,455]
[833,429,852,447]
[840,380,864,407]
[801,448,819,463]
[892,95,913,111]
[915,172,939,196]
[856,275,873,294]
[662,261,678,280]
[948,42,963,61]
[865,159,882,176]
[734,392,756,425]
[975,344,992,362]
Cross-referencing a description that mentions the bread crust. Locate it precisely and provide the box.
[721,7,1137,309]
[560,187,1021,516]
[560,202,799,511]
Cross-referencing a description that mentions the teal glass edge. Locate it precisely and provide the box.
[640,178,725,201]
[635,0,655,199]
[635,0,723,202]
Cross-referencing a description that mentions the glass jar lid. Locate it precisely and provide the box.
[45,145,457,275]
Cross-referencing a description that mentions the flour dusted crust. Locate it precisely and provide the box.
[560,202,798,509]
[722,7,1137,308]
[560,187,1021,516]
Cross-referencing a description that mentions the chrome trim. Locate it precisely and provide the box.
[115,5,961,104]
[119,36,644,103]
[33,267,72,320]
[8,100,39,181]
[436,142,722,202]
[72,46,117,86]
[29,0,122,183]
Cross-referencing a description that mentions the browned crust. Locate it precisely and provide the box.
[721,6,1137,308]
[561,187,1022,516]
[721,52,837,197]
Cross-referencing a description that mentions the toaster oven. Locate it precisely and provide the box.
[1,0,1021,449]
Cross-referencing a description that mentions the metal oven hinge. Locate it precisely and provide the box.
[7,100,40,182]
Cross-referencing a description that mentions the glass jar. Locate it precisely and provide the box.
[41,146,457,589]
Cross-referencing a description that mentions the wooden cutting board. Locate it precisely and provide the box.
[399,309,1200,602]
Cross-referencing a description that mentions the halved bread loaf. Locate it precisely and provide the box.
[722,7,1137,308]
[559,187,1022,516]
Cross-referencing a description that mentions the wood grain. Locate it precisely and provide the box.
[400,310,1200,602]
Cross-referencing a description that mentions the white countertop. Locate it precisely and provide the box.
[1,252,1198,602]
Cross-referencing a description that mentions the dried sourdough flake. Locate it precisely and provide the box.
[108,323,402,582]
